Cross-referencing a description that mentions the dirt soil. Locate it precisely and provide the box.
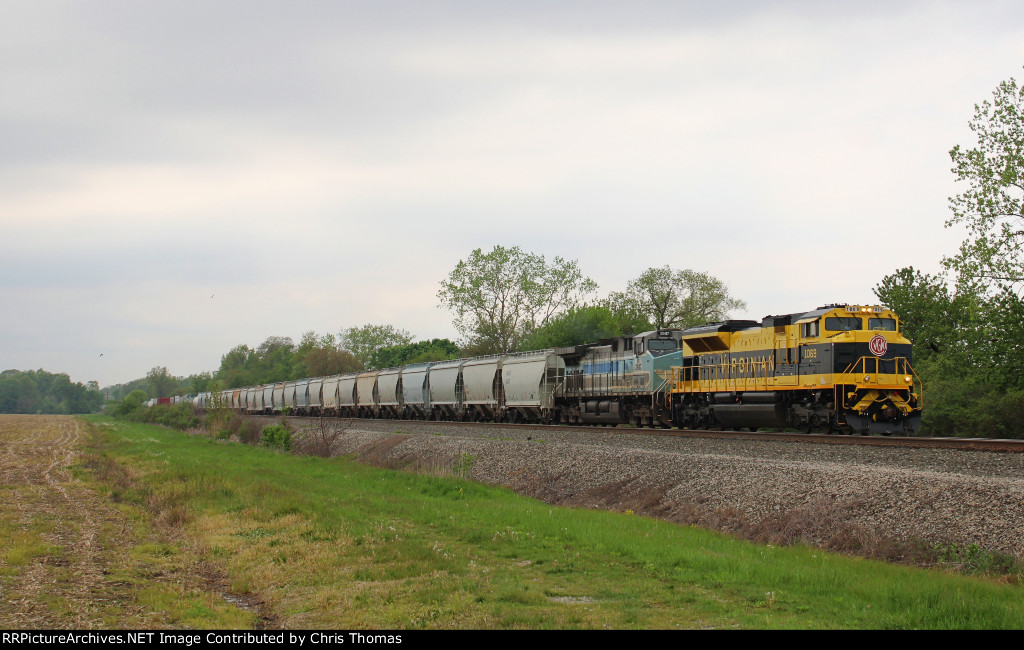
[0,415,249,629]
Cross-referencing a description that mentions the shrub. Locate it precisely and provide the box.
[237,417,262,445]
[113,390,149,417]
[124,402,199,430]
[920,379,1024,438]
[260,424,292,451]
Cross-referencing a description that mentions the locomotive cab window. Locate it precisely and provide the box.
[868,318,897,331]
[800,319,819,338]
[648,339,678,351]
[824,317,862,332]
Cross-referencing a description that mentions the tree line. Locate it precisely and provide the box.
[0,369,104,414]
[206,260,743,389]
[438,249,744,354]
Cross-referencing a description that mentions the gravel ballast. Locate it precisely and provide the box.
[312,420,1024,559]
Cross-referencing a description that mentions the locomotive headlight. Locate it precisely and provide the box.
[864,375,871,381]
[904,376,912,383]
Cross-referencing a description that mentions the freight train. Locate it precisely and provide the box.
[194,304,922,435]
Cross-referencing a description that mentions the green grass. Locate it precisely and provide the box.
[81,415,1024,629]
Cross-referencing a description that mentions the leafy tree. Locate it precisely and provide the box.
[873,267,970,363]
[945,76,1024,293]
[186,372,213,394]
[516,304,653,351]
[405,345,459,365]
[607,266,746,330]
[0,371,35,413]
[437,245,598,353]
[978,287,1024,389]
[371,338,460,368]
[883,268,1024,376]
[339,324,414,368]
[291,331,322,378]
[213,331,367,386]
[146,366,177,399]
[875,267,1024,437]
[114,389,149,416]
[104,378,146,402]
[217,344,256,388]
[0,369,104,414]
[297,331,363,377]
[255,336,296,383]
[598,299,657,337]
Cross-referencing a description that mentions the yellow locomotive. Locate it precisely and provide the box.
[668,304,922,434]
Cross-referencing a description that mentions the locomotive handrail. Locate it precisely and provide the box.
[834,355,923,411]
[672,358,774,393]
[651,372,671,408]
[552,378,567,398]
[835,356,918,384]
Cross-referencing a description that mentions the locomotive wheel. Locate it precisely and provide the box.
[810,414,823,433]
[790,414,809,433]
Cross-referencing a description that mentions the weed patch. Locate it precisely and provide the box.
[294,417,352,457]
[259,425,292,451]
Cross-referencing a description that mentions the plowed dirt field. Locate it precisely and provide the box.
[0,415,251,629]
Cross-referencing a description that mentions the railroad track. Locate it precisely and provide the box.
[246,415,1024,453]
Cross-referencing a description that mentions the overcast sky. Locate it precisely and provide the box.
[2,1,1022,388]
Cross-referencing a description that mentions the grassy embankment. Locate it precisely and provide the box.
[79,415,1024,629]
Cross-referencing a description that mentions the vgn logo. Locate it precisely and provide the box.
[868,334,888,357]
